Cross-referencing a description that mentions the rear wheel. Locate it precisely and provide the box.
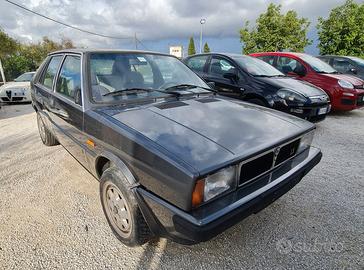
[100,167,151,246]
[36,112,59,146]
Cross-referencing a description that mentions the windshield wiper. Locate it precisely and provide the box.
[316,71,338,74]
[253,74,276,77]
[164,84,214,93]
[103,88,153,97]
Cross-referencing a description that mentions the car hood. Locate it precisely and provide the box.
[258,76,326,97]
[106,96,313,174]
[321,73,364,86]
[0,81,30,91]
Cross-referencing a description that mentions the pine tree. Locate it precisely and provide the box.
[188,37,196,55]
[203,42,210,53]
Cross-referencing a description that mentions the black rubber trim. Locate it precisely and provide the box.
[172,151,322,243]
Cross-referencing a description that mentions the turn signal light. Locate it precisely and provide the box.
[192,179,205,208]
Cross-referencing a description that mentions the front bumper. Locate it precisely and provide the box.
[135,147,322,244]
[275,103,330,122]
[0,89,30,103]
[332,91,364,111]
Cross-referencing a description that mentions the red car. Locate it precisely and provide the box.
[250,52,364,111]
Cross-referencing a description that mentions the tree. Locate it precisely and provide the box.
[317,0,364,57]
[239,3,311,54]
[1,33,75,80]
[188,37,196,55]
[203,42,210,53]
[0,28,19,59]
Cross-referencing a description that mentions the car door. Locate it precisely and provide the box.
[34,55,64,137]
[50,54,88,166]
[205,56,242,97]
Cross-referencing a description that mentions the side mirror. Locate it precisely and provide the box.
[293,66,306,77]
[207,81,216,90]
[350,68,357,74]
[74,88,82,106]
[223,72,238,81]
[282,65,293,74]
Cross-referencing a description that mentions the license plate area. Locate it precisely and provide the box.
[317,107,327,115]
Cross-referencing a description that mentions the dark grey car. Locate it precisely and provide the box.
[318,55,364,80]
[31,49,322,246]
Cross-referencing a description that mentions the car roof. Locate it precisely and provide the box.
[185,53,251,59]
[48,49,174,57]
[251,51,309,57]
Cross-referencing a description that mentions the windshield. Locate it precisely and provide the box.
[14,72,34,82]
[347,56,364,67]
[89,52,209,103]
[232,55,284,77]
[300,54,337,73]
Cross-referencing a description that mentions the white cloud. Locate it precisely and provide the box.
[0,0,349,48]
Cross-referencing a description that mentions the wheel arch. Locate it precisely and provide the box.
[95,151,137,185]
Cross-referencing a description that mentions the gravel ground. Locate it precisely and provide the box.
[0,104,363,270]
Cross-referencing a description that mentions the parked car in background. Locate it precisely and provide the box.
[31,49,322,246]
[251,52,364,111]
[318,55,364,80]
[0,71,35,103]
[184,53,330,121]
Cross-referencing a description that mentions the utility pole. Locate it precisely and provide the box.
[0,58,5,85]
[199,18,206,54]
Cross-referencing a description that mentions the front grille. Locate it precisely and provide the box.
[240,152,274,185]
[354,85,364,89]
[275,139,300,165]
[341,99,355,105]
[357,95,364,106]
[1,97,10,102]
[12,97,24,101]
[239,139,300,186]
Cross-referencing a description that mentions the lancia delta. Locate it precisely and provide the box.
[31,49,322,246]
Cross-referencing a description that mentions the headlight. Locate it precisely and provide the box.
[338,80,354,89]
[277,89,307,104]
[192,166,237,207]
[297,130,314,154]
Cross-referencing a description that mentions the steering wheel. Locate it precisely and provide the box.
[158,81,179,90]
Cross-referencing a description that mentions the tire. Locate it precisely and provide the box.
[100,167,151,246]
[248,98,267,107]
[36,112,59,146]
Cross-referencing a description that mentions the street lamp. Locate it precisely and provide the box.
[199,18,206,54]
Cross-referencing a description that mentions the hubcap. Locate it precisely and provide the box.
[103,182,132,237]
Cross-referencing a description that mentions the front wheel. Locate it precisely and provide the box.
[36,112,59,146]
[100,167,151,246]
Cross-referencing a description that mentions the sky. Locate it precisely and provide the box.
[0,0,352,56]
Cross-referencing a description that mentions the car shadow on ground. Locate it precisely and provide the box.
[134,202,288,270]
[328,108,364,118]
[0,103,34,120]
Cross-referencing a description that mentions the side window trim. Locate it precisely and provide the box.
[53,53,83,109]
[37,54,65,92]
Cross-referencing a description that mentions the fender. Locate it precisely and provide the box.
[94,150,138,186]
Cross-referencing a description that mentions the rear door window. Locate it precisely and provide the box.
[40,56,63,89]
[56,55,81,99]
